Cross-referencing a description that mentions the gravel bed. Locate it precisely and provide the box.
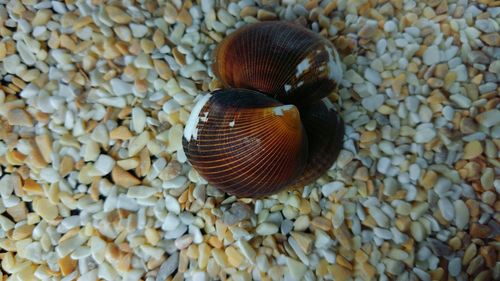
[0,0,499,280]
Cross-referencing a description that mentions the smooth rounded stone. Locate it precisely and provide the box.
[222,202,251,225]
[362,94,385,112]
[480,168,494,190]
[423,45,440,65]
[93,154,115,176]
[110,78,133,96]
[414,127,436,143]
[410,221,425,242]
[377,157,391,174]
[383,258,405,275]
[321,181,344,197]
[453,200,469,229]
[435,177,452,196]
[162,213,180,232]
[410,202,429,220]
[281,219,294,235]
[369,206,389,228]
[442,106,455,121]
[413,268,430,281]
[438,197,455,221]
[373,227,393,240]
[364,68,382,85]
[156,251,179,280]
[450,94,471,108]
[475,109,500,128]
[448,257,461,277]
[284,257,307,280]
[40,167,61,183]
[256,222,279,236]
[165,195,181,214]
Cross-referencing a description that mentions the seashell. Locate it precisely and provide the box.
[289,98,345,188]
[183,21,345,197]
[212,21,343,106]
[183,89,308,197]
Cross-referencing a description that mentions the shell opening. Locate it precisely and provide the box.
[184,93,212,141]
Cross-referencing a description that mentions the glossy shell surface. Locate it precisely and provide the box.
[289,98,345,188]
[183,89,308,197]
[213,21,343,106]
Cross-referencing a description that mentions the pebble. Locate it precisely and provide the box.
[110,78,133,96]
[362,94,385,112]
[156,252,179,280]
[448,257,461,277]
[475,109,500,128]
[414,127,436,143]
[286,258,307,280]
[423,45,440,65]
[93,154,115,176]
[256,223,278,236]
[438,198,455,221]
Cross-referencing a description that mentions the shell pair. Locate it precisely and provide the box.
[183,21,345,197]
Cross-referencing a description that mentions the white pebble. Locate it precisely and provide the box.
[438,198,454,221]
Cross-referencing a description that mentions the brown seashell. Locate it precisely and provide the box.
[183,89,308,197]
[213,21,343,106]
[289,98,345,188]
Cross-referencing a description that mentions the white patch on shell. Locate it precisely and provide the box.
[272,105,295,116]
[229,120,235,127]
[297,81,304,87]
[295,58,311,77]
[200,112,209,122]
[325,45,343,83]
[284,84,292,92]
[184,93,212,141]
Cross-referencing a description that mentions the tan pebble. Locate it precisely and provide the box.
[32,9,52,26]
[225,246,245,268]
[140,39,155,54]
[449,236,462,250]
[134,79,148,94]
[105,6,131,24]
[290,232,314,254]
[0,42,6,59]
[6,203,27,222]
[474,270,492,281]
[467,255,485,275]
[7,108,33,127]
[480,246,497,268]
[59,155,74,177]
[419,170,437,190]
[311,216,332,231]
[480,33,500,46]
[333,225,352,250]
[110,126,133,140]
[23,178,44,195]
[470,223,491,239]
[112,166,141,188]
[429,268,444,280]
[463,243,477,265]
[427,77,444,88]
[257,9,277,20]
[198,243,211,269]
[172,47,186,66]
[58,255,77,276]
[34,134,53,164]
[177,9,192,26]
[240,6,258,17]
[463,141,483,159]
[329,264,352,279]
[360,262,377,280]
[12,224,34,240]
[33,198,58,221]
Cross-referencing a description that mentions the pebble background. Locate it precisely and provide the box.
[0,0,499,280]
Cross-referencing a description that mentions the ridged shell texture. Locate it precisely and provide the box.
[183,21,344,197]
